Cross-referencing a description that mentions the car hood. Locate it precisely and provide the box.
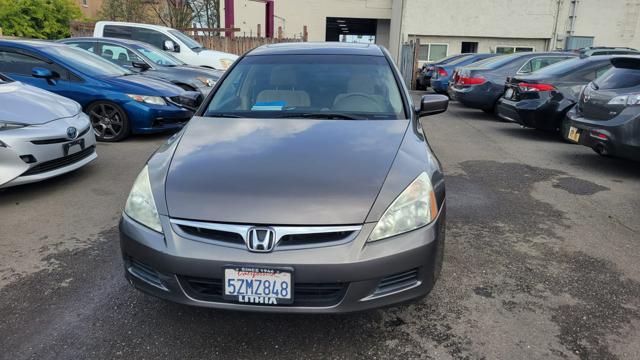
[0,82,80,124]
[164,117,409,225]
[102,74,184,97]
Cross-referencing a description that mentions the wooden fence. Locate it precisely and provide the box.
[70,21,304,56]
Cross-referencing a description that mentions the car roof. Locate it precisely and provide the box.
[96,21,174,32]
[59,37,152,47]
[247,42,385,56]
[0,39,68,49]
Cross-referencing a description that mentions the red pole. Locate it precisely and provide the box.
[265,0,274,38]
[225,0,235,38]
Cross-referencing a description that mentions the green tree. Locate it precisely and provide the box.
[98,0,148,23]
[0,0,82,39]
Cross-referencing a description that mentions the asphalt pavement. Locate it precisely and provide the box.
[1,96,639,359]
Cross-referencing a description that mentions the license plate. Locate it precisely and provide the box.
[568,126,581,142]
[504,88,514,99]
[224,266,293,305]
[63,138,85,156]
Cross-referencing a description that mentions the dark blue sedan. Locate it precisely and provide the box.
[430,53,499,94]
[0,40,199,141]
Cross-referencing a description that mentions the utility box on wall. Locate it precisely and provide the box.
[565,36,594,50]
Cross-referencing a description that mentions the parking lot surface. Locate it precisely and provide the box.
[1,96,639,359]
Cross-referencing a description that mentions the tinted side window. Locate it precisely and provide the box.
[103,25,134,39]
[132,28,171,49]
[566,63,612,82]
[0,50,68,79]
[519,57,570,74]
[98,43,142,67]
[66,41,95,53]
[596,67,640,89]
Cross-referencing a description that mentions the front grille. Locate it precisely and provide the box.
[179,276,347,307]
[279,231,355,246]
[31,126,91,145]
[373,268,419,296]
[177,225,245,245]
[22,146,95,176]
[152,117,191,127]
[170,219,361,250]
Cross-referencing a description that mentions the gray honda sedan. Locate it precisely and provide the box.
[119,43,448,313]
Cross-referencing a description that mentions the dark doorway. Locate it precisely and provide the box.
[461,42,478,53]
[326,17,377,42]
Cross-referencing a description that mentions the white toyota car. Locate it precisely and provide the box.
[0,74,97,188]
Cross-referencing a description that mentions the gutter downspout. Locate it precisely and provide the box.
[550,0,562,50]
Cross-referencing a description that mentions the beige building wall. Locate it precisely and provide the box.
[553,0,640,49]
[222,0,392,40]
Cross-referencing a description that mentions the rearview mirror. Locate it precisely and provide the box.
[417,94,449,117]
[163,40,179,52]
[132,61,151,71]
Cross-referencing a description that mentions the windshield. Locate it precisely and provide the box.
[133,44,185,66]
[206,54,406,119]
[46,46,131,77]
[168,30,203,50]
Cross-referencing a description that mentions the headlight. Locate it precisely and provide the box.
[219,58,234,70]
[127,94,167,106]
[369,172,438,242]
[196,77,216,87]
[0,121,25,131]
[124,165,163,233]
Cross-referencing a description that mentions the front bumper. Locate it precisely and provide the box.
[122,101,194,134]
[563,109,640,161]
[119,207,446,313]
[497,95,567,130]
[0,114,97,188]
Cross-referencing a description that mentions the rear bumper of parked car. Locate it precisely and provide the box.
[563,109,640,161]
[430,78,449,93]
[451,84,499,111]
[0,115,97,188]
[497,96,567,130]
[119,207,446,313]
[123,101,194,134]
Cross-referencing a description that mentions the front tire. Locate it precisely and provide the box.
[87,101,130,142]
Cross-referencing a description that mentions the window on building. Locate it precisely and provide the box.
[82,0,88,6]
[418,43,449,62]
[461,42,478,53]
[496,46,535,54]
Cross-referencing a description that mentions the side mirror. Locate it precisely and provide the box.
[32,67,53,79]
[132,61,151,71]
[32,67,57,85]
[163,40,179,52]
[417,94,449,117]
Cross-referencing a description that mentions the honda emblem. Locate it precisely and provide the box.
[246,227,276,252]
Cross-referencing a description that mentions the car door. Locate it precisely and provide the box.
[0,47,71,95]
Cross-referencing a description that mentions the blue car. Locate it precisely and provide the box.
[417,53,472,90]
[430,53,499,94]
[0,40,199,141]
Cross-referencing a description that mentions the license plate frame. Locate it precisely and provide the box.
[63,138,85,156]
[568,126,581,142]
[223,266,294,305]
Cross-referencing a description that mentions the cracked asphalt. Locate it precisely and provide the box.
[1,95,639,359]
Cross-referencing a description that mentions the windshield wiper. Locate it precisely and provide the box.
[278,112,363,120]
[204,113,243,118]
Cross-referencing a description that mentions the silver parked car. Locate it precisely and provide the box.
[120,43,448,313]
[0,74,97,188]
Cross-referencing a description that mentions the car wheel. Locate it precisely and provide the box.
[87,101,130,142]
